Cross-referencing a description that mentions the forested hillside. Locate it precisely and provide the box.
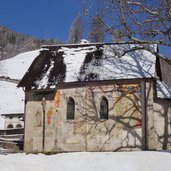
[0,26,62,60]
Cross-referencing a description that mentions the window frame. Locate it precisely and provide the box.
[16,124,22,128]
[100,96,109,120]
[7,124,14,129]
[66,97,75,120]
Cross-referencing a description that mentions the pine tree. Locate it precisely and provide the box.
[89,15,104,43]
[89,0,105,42]
[68,15,83,44]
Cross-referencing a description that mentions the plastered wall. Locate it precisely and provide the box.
[153,99,171,150]
[24,83,144,153]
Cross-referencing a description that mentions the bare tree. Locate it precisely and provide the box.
[68,15,83,44]
[81,0,171,57]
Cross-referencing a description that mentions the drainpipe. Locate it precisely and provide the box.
[141,80,147,150]
[42,97,46,152]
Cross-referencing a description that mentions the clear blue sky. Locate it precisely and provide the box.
[0,0,82,42]
[0,0,170,57]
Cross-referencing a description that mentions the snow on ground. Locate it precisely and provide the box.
[0,50,40,80]
[0,152,171,171]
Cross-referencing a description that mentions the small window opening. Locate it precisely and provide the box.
[67,97,75,120]
[100,97,108,119]
[16,124,22,128]
[7,124,13,129]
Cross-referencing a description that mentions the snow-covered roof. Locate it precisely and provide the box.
[156,80,171,99]
[0,80,24,129]
[0,50,40,129]
[18,43,157,90]
[0,81,24,114]
[0,50,40,80]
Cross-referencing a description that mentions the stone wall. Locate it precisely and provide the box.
[153,99,171,150]
[24,83,144,153]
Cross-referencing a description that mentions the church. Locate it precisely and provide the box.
[18,42,171,153]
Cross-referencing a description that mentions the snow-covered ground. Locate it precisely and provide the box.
[0,152,171,171]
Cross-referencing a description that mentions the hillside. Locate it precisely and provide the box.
[0,26,62,60]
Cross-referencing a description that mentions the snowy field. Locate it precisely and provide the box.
[0,151,171,171]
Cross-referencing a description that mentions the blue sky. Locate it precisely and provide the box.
[0,0,170,57]
[0,0,82,42]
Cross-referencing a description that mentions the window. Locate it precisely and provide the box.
[100,97,108,119]
[7,124,13,129]
[16,124,22,128]
[67,97,75,120]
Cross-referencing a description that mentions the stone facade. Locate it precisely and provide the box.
[24,79,170,153]
[153,99,171,150]
[23,80,171,153]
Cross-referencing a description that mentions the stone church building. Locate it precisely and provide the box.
[18,43,171,153]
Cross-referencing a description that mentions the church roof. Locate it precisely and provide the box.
[18,43,157,90]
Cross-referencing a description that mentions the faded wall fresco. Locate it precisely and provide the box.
[47,107,53,125]
[55,90,60,108]
[35,108,42,127]
[113,84,141,128]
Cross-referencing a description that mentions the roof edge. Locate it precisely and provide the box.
[41,41,158,49]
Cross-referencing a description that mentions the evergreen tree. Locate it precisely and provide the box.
[68,15,83,44]
[89,15,104,43]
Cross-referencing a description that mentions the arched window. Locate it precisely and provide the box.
[67,97,75,120]
[100,97,108,119]
[16,124,22,128]
[7,124,13,129]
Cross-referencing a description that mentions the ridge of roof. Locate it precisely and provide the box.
[41,42,157,49]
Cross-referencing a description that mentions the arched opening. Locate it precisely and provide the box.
[7,124,13,129]
[16,124,22,128]
[100,97,108,119]
[67,97,75,120]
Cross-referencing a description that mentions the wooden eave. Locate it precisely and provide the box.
[25,77,154,93]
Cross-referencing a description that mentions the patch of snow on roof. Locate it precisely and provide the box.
[61,46,97,82]
[0,81,24,114]
[0,50,40,80]
[80,39,90,44]
[36,60,55,89]
[156,80,171,99]
[85,45,156,80]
